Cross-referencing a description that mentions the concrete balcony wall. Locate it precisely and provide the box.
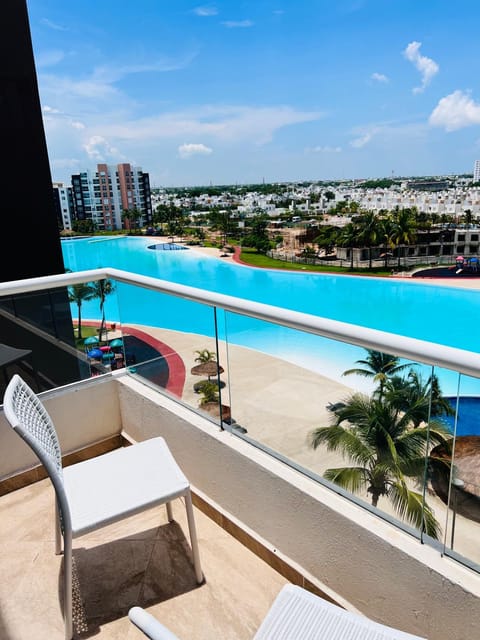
[1,374,480,639]
[0,377,121,480]
[118,376,480,640]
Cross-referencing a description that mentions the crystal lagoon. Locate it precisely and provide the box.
[62,236,480,400]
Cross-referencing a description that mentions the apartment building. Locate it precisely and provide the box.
[71,163,152,231]
[474,160,480,183]
[52,182,75,231]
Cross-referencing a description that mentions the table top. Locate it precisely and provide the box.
[0,343,32,368]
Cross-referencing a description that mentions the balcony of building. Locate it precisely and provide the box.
[1,269,480,639]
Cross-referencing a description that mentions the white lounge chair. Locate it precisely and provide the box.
[3,373,203,640]
[129,583,427,640]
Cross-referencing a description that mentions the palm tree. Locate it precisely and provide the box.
[197,380,219,405]
[392,207,417,269]
[122,207,142,234]
[68,282,96,340]
[90,278,116,341]
[338,222,359,270]
[342,349,412,398]
[309,392,450,538]
[356,210,380,269]
[194,349,217,364]
[379,216,396,270]
[314,225,340,257]
[385,370,455,428]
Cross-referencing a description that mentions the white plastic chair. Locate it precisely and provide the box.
[129,583,427,640]
[3,374,203,640]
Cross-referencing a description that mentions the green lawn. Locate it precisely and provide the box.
[238,248,393,276]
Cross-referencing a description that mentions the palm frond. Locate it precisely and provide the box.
[309,425,372,466]
[389,481,441,539]
[323,466,369,494]
[342,367,374,379]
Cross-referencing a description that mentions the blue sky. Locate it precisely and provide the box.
[27,0,480,187]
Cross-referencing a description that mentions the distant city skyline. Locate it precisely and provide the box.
[27,1,480,187]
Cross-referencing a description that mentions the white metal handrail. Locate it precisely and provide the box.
[0,267,479,380]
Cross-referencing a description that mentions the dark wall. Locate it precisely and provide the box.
[0,1,65,281]
[0,2,80,390]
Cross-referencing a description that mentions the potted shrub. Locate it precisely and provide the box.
[197,381,231,423]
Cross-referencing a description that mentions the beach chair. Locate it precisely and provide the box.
[129,583,427,639]
[3,374,203,640]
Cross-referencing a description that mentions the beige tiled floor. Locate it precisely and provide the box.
[0,479,287,640]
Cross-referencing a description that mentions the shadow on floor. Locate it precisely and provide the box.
[60,521,203,638]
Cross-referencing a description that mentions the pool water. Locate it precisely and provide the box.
[443,397,480,436]
[62,236,480,399]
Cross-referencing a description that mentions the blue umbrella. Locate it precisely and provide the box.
[87,348,103,359]
[84,336,99,346]
[109,338,123,348]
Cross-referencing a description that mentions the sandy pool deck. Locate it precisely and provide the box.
[122,322,480,566]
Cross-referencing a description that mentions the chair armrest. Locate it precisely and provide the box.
[128,607,182,640]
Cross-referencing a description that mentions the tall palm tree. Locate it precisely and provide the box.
[392,207,417,269]
[309,392,450,538]
[68,282,96,340]
[122,207,142,234]
[356,210,380,269]
[379,216,396,270]
[90,278,116,341]
[338,222,359,270]
[385,370,455,428]
[314,225,340,257]
[342,349,412,398]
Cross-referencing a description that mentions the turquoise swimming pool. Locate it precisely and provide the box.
[62,236,480,396]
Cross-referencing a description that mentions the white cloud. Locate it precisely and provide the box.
[307,145,342,153]
[92,105,323,145]
[37,52,197,109]
[40,73,122,102]
[91,53,197,83]
[347,121,428,153]
[193,6,218,16]
[40,18,67,31]
[35,50,65,68]
[429,90,480,131]
[222,20,254,28]
[83,135,125,161]
[71,121,86,130]
[403,41,439,93]
[178,143,213,158]
[350,132,373,148]
[43,105,61,114]
[371,72,388,83]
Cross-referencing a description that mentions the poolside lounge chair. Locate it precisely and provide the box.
[3,373,203,640]
[129,583,427,639]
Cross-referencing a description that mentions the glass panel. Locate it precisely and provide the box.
[431,368,480,568]
[223,310,452,541]
[114,282,227,426]
[0,285,87,397]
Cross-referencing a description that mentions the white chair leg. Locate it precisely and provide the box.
[63,530,73,640]
[184,490,203,584]
[55,500,62,555]
[166,501,173,522]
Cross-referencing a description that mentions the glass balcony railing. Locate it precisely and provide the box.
[1,267,480,574]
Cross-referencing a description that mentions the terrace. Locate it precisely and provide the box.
[1,268,480,639]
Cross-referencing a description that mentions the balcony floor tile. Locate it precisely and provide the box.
[0,478,287,640]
